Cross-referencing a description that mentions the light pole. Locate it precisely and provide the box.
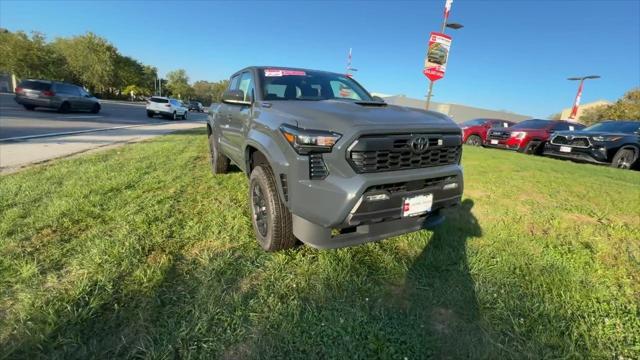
[567,75,600,120]
[425,22,463,110]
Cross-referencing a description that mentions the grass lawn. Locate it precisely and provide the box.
[1,129,639,359]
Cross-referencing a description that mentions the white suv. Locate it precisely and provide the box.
[146,97,188,120]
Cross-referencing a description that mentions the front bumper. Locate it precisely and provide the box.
[484,137,523,150]
[543,143,610,164]
[288,162,463,248]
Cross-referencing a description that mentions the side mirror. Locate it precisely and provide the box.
[371,95,386,103]
[222,90,251,105]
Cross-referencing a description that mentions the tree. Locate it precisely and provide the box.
[548,112,562,120]
[211,80,229,103]
[165,69,193,99]
[0,30,68,80]
[52,32,118,93]
[580,88,640,125]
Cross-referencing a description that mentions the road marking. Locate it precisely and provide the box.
[58,115,103,119]
[0,120,206,142]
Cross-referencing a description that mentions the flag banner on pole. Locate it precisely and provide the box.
[569,81,584,119]
[444,0,453,21]
[423,32,452,82]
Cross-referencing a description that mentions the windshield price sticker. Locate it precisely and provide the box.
[264,69,307,77]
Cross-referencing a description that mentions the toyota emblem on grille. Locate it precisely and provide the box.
[410,136,429,154]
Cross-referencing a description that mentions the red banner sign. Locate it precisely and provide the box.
[423,32,452,82]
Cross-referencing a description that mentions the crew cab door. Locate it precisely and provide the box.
[226,71,255,161]
[217,74,241,161]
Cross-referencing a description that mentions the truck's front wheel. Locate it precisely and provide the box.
[249,165,296,251]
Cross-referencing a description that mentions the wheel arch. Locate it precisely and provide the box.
[244,138,290,206]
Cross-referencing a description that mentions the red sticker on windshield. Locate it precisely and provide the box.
[264,69,306,77]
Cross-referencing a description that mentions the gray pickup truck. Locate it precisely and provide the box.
[207,66,463,251]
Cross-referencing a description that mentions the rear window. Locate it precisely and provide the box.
[18,80,51,91]
[150,97,169,103]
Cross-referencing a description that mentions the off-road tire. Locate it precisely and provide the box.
[208,130,229,174]
[611,147,638,170]
[465,134,482,146]
[249,165,296,251]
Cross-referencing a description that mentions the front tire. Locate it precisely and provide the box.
[24,105,36,111]
[522,140,542,155]
[249,165,296,251]
[611,147,638,170]
[465,134,482,146]
[58,102,71,113]
[90,103,100,114]
[182,111,188,120]
[208,130,230,174]
[147,111,153,118]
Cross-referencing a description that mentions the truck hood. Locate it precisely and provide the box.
[263,100,458,132]
[554,130,633,137]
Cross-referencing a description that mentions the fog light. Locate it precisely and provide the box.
[365,194,390,201]
[443,183,458,190]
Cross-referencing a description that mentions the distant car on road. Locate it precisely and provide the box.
[460,118,515,146]
[543,120,640,170]
[14,79,101,113]
[146,96,188,120]
[188,101,204,112]
[485,119,585,154]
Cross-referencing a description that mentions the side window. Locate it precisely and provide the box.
[238,72,254,102]
[229,75,241,91]
[57,84,80,95]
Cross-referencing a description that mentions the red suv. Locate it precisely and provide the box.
[460,118,515,146]
[485,119,585,154]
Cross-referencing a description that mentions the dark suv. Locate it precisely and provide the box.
[14,79,101,113]
[485,119,585,154]
[207,66,463,251]
[544,121,640,170]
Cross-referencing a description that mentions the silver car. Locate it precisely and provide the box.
[14,79,101,113]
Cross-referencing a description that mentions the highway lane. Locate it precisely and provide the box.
[0,93,207,140]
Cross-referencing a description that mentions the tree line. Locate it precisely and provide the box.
[0,29,227,105]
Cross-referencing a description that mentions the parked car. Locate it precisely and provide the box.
[14,79,100,113]
[207,66,463,251]
[146,96,188,120]
[543,120,640,170]
[485,119,585,154]
[188,101,204,112]
[460,118,516,146]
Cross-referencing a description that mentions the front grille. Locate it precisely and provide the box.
[551,135,590,148]
[309,153,329,179]
[366,176,456,194]
[348,133,462,173]
[489,130,510,140]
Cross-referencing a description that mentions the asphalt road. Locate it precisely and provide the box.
[0,93,207,140]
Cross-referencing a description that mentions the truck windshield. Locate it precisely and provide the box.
[510,119,550,129]
[259,69,373,101]
[584,121,640,133]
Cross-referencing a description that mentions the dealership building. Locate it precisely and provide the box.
[373,94,531,124]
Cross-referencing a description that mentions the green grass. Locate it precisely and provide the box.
[1,129,639,359]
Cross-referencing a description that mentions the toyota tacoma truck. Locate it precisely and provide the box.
[207,66,464,251]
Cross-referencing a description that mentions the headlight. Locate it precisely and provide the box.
[510,131,526,140]
[280,124,341,154]
[592,135,622,142]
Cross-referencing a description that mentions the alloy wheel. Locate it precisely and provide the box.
[252,183,268,237]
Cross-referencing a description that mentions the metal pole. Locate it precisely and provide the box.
[425,81,434,110]
[159,79,162,97]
